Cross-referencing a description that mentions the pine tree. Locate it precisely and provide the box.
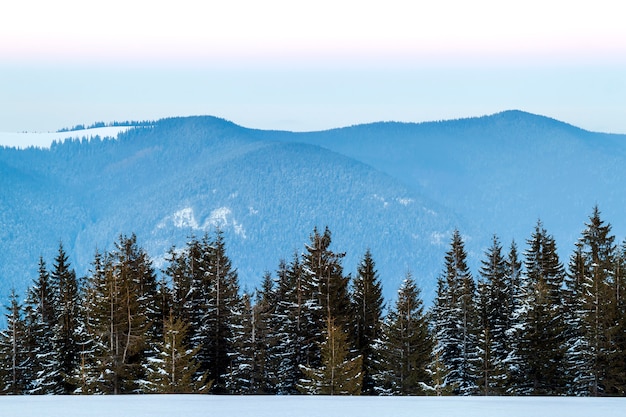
[565,207,618,396]
[146,314,208,393]
[378,273,432,395]
[0,290,29,394]
[194,230,241,392]
[303,227,352,339]
[432,230,478,395]
[50,243,81,394]
[298,316,363,395]
[22,258,59,394]
[351,249,384,395]
[81,235,159,394]
[475,236,510,395]
[604,237,626,395]
[503,240,524,394]
[268,257,306,394]
[248,272,277,394]
[512,221,568,395]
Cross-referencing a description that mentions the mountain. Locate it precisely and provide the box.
[0,117,456,308]
[1,111,625,310]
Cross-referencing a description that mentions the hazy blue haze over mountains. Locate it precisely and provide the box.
[1,111,625,308]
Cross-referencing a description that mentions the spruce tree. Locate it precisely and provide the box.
[513,221,568,395]
[298,316,363,395]
[146,314,208,393]
[268,256,306,394]
[378,273,432,395]
[193,230,241,392]
[303,227,352,340]
[81,235,158,394]
[351,249,384,395]
[50,243,81,394]
[475,235,509,394]
[0,290,29,394]
[22,258,58,394]
[432,230,478,395]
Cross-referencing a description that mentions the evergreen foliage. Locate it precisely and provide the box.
[298,317,363,395]
[145,314,209,393]
[377,273,432,395]
[351,250,384,395]
[512,221,568,395]
[4,211,626,396]
[433,230,478,395]
[0,291,29,394]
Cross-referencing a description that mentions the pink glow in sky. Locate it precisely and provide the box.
[1,0,625,138]
[2,0,624,67]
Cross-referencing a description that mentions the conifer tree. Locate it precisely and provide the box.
[512,221,568,395]
[194,230,241,392]
[378,273,432,395]
[351,249,384,395]
[298,316,362,395]
[50,243,81,394]
[432,230,478,395]
[22,258,58,394]
[146,314,208,393]
[565,207,618,396]
[268,257,306,394]
[223,292,256,394]
[475,236,510,394]
[608,240,626,395]
[303,227,352,340]
[81,235,159,394]
[248,272,277,394]
[0,291,29,394]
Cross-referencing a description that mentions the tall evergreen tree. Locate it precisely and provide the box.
[378,273,432,395]
[50,243,81,394]
[567,207,618,396]
[303,227,352,339]
[194,230,241,392]
[81,235,159,394]
[146,314,208,393]
[22,258,58,394]
[351,249,384,395]
[268,256,307,394]
[0,291,29,394]
[432,230,478,395]
[475,235,509,395]
[298,316,363,395]
[512,221,568,395]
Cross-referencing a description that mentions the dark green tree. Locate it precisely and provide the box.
[475,235,510,395]
[0,290,29,394]
[512,221,568,395]
[378,273,432,395]
[146,314,208,393]
[298,316,363,395]
[50,243,81,394]
[432,230,478,395]
[351,249,384,395]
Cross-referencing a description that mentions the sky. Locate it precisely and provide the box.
[1,0,625,143]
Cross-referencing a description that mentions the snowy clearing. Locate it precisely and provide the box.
[1,395,624,417]
[0,126,133,149]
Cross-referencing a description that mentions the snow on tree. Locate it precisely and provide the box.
[298,316,362,395]
[377,273,432,395]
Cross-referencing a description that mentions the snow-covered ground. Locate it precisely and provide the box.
[0,126,133,149]
[1,395,624,417]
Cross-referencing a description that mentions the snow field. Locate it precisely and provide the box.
[1,395,625,417]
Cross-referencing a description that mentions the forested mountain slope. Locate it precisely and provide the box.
[1,111,625,308]
[0,117,456,306]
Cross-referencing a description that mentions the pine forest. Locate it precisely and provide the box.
[2,206,626,397]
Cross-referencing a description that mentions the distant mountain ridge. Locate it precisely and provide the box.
[1,111,626,310]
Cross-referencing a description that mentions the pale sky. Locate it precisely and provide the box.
[1,0,625,141]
